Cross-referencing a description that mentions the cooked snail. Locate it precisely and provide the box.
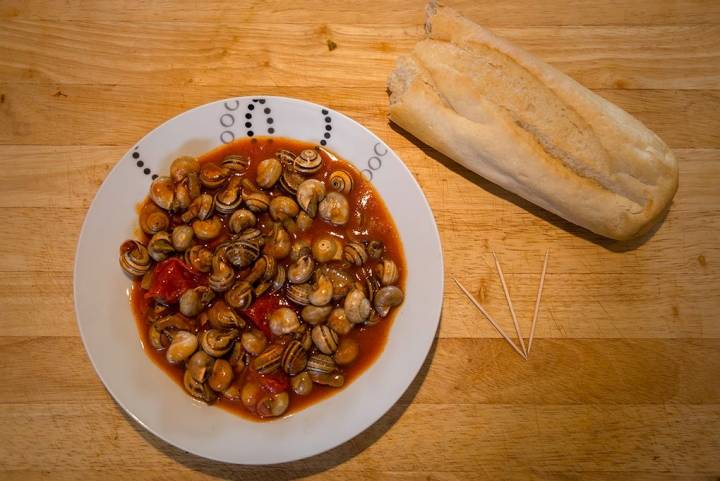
[374,286,404,317]
[294,149,322,175]
[228,208,256,234]
[150,176,175,211]
[179,286,215,317]
[256,157,283,189]
[269,307,301,336]
[171,225,194,252]
[269,195,300,222]
[119,240,151,277]
[166,330,198,364]
[199,162,228,188]
[199,328,239,357]
[318,191,349,226]
[296,179,326,218]
[170,155,198,181]
[193,216,223,241]
[147,231,175,262]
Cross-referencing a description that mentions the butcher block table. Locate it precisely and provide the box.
[1,0,719,479]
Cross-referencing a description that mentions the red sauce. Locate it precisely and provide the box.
[129,137,406,421]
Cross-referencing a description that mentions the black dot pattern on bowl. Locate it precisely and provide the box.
[249,98,274,135]
[320,109,332,146]
[132,146,157,179]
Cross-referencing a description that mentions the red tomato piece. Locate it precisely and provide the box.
[145,258,206,304]
[258,371,290,394]
[243,294,282,338]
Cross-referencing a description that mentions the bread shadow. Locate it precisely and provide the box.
[116,335,439,480]
[390,123,668,252]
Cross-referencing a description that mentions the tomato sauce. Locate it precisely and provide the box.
[129,136,406,421]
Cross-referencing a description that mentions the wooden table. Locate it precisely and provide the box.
[1,0,719,479]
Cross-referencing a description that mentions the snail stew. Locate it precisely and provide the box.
[124,137,406,421]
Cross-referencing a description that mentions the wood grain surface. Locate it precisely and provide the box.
[1,0,719,479]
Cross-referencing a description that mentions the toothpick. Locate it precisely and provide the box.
[527,249,549,354]
[492,251,527,357]
[452,277,527,360]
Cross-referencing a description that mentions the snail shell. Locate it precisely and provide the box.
[187,350,214,383]
[373,285,404,317]
[214,176,243,214]
[243,191,270,213]
[119,240,152,277]
[181,193,214,223]
[253,344,284,374]
[208,255,235,293]
[296,179,326,218]
[179,286,215,317]
[147,231,175,262]
[171,225,194,252]
[344,288,372,324]
[311,325,339,355]
[269,195,300,222]
[329,170,353,194]
[166,331,198,364]
[224,280,254,310]
[192,216,223,241]
[208,359,234,392]
[343,241,368,266]
[184,245,213,273]
[286,283,313,306]
[268,307,301,336]
[149,176,175,211]
[294,149,323,175]
[374,259,400,286]
[287,255,315,284]
[225,239,261,268]
[207,300,244,329]
[306,353,336,375]
[199,328,239,357]
[199,162,228,188]
[281,340,307,375]
[256,157,283,189]
[221,154,250,174]
[228,209,256,234]
[139,204,170,235]
[301,305,333,325]
[170,156,199,183]
[318,191,349,226]
[183,369,217,404]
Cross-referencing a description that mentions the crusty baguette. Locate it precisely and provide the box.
[387,1,678,240]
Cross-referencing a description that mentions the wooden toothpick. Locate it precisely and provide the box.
[527,249,549,354]
[452,276,527,360]
[492,251,527,357]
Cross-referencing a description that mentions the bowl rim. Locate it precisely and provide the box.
[73,95,444,464]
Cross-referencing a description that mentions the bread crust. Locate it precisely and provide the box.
[387,2,678,240]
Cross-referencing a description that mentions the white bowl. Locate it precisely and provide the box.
[74,96,443,464]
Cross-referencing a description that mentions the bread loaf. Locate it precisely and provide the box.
[387,2,678,240]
